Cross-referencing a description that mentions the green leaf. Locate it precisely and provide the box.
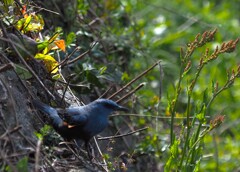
[16,157,28,172]
[121,71,130,81]
[15,18,26,30]
[37,41,49,52]
[165,157,173,172]
[34,132,43,140]
[99,66,107,75]
[15,64,32,80]
[193,159,201,172]
[86,71,102,87]
[34,125,51,140]
[66,32,76,45]
[170,140,179,158]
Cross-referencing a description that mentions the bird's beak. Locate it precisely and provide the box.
[117,106,129,112]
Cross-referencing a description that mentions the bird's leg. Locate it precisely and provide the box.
[89,142,95,158]
[85,142,95,160]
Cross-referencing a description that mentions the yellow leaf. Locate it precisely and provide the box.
[42,47,50,55]
[23,15,32,30]
[35,53,59,74]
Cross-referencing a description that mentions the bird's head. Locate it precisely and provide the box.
[92,99,128,114]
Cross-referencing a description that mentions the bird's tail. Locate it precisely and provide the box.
[32,100,63,128]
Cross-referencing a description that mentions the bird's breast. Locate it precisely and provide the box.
[83,117,108,137]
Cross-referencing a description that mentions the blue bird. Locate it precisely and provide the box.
[32,99,128,157]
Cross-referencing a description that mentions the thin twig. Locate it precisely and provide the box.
[62,142,99,172]
[60,75,73,106]
[156,61,163,132]
[29,4,60,15]
[93,137,108,172]
[0,150,35,160]
[35,139,42,172]
[116,83,145,103]
[98,86,113,99]
[111,114,211,119]
[0,125,22,139]
[56,79,90,88]
[51,47,80,72]
[108,60,161,99]
[0,150,18,172]
[0,63,15,73]
[158,61,163,100]
[63,41,97,67]
[57,73,82,106]
[66,49,90,65]
[98,127,149,140]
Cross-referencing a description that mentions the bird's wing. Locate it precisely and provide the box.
[63,107,88,126]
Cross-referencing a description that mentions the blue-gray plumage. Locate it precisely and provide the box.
[32,99,128,145]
